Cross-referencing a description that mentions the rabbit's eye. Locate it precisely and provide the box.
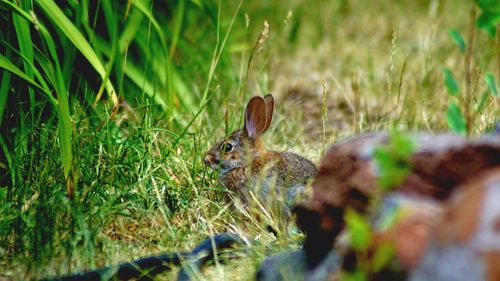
[221,142,233,153]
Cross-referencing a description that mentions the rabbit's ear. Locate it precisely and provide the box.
[244,96,267,138]
[262,94,274,133]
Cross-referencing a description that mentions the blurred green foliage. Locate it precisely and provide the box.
[447,100,468,135]
[475,0,500,36]
[373,131,415,191]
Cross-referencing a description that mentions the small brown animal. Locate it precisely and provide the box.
[204,94,317,211]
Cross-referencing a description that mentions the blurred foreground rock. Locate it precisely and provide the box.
[409,167,500,281]
[258,132,500,280]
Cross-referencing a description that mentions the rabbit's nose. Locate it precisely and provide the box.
[204,154,214,167]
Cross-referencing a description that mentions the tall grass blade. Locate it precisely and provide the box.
[95,0,118,107]
[46,49,75,197]
[19,1,76,196]
[0,54,45,93]
[12,2,36,121]
[132,0,174,113]
[485,73,498,96]
[36,0,119,106]
[91,36,168,109]
[0,39,58,105]
[170,0,185,58]
[0,70,10,126]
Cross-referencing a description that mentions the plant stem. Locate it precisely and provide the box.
[464,6,476,136]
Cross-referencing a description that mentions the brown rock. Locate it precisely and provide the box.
[295,132,500,266]
[409,167,500,281]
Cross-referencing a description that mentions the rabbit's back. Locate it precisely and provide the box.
[247,151,316,207]
[275,151,317,209]
[281,151,317,185]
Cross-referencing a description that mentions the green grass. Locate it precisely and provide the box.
[0,0,499,280]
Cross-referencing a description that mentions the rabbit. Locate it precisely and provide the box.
[204,94,317,211]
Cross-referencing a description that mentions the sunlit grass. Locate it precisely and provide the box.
[0,0,498,280]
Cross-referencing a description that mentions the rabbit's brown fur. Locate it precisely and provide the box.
[204,94,316,209]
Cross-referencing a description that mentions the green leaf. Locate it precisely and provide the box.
[345,208,372,251]
[476,11,500,36]
[372,242,395,271]
[476,0,500,11]
[373,131,414,190]
[485,73,498,96]
[443,67,460,96]
[447,100,467,136]
[449,29,466,53]
[341,271,367,281]
[475,0,500,37]
[390,131,415,157]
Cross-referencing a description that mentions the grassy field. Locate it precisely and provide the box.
[0,0,498,280]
